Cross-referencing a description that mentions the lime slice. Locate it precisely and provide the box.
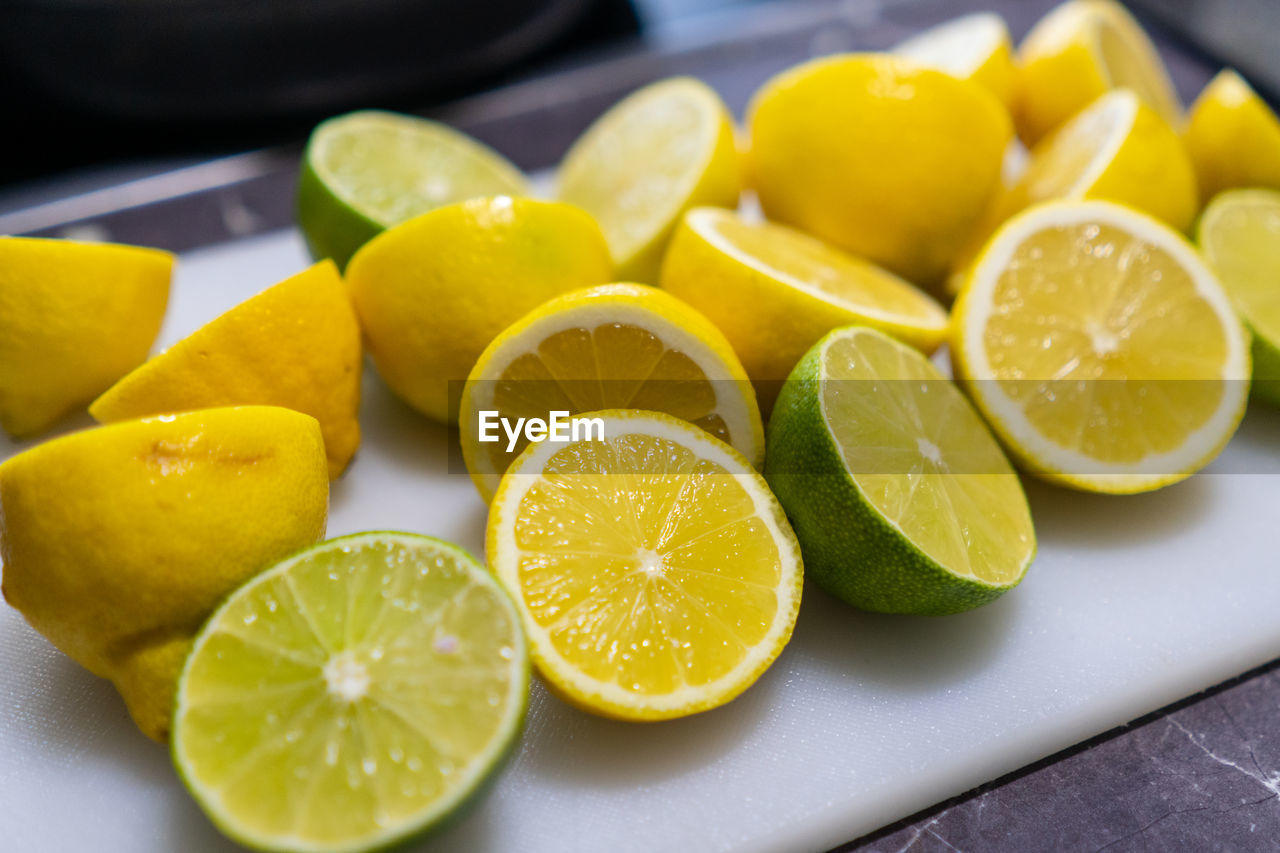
[1199,188,1280,407]
[297,110,528,270]
[172,532,529,853]
[764,326,1035,614]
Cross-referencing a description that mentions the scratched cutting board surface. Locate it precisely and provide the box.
[1,226,1278,853]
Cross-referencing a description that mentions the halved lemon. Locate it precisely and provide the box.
[893,12,1018,111]
[952,200,1251,494]
[556,77,740,282]
[486,409,802,720]
[1017,0,1181,144]
[1185,69,1280,203]
[460,283,763,502]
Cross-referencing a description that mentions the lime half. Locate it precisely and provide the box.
[764,326,1035,614]
[297,110,528,270]
[172,532,529,853]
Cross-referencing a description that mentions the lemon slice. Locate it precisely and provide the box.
[1186,69,1280,203]
[172,533,528,853]
[952,200,1250,493]
[557,77,740,282]
[460,283,763,502]
[486,409,802,720]
[893,12,1017,111]
[1018,0,1181,144]
[661,207,949,405]
[765,326,1035,615]
[1198,189,1280,407]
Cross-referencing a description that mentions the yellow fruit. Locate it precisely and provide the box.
[1017,0,1181,144]
[952,200,1250,494]
[460,283,763,502]
[747,53,1011,287]
[557,77,740,283]
[486,409,802,720]
[1185,69,1280,203]
[345,196,614,423]
[894,12,1018,112]
[661,207,949,406]
[0,236,171,438]
[90,261,362,478]
[0,406,329,740]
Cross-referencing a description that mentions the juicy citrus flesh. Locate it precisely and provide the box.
[173,533,527,853]
[311,111,526,227]
[1092,8,1180,120]
[487,410,801,719]
[820,329,1032,586]
[1020,89,1134,201]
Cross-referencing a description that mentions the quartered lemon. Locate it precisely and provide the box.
[1185,69,1280,203]
[661,208,949,405]
[952,200,1251,494]
[91,261,362,478]
[557,77,740,283]
[486,409,802,721]
[1017,0,1181,144]
[1198,189,1280,407]
[297,110,528,270]
[765,326,1035,615]
[893,12,1018,111]
[460,283,763,502]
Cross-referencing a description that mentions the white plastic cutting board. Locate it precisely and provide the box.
[2,228,1278,853]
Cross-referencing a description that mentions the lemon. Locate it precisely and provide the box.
[0,236,171,438]
[172,532,528,853]
[893,12,1018,112]
[0,406,329,740]
[345,196,613,423]
[952,200,1250,494]
[297,110,528,270]
[1185,69,1280,204]
[460,283,763,502]
[1198,189,1280,407]
[557,77,741,283]
[487,409,802,721]
[90,261,362,478]
[660,207,949,407]
[747,53,1010,287]
[765,326,1034,614]
[1017,0,1181,144]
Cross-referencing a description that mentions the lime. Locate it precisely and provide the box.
[297,110,528,270]
[172,532,529,853]
[764,326,1035,614]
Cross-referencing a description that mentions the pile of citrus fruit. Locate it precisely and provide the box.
[1,1,1277,849]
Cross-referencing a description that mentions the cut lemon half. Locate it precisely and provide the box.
[661,207,949,406]
[1198,189,1280,407]
[893,12,1017,111]
[460,283,763,502]
[953,200,1250,494]
[1185,69,1280,203]
[765,326,1035,615]
[486,409,802,721]
[172,532,529,853]
[1017,0,1181,144]
[557,77,741,282]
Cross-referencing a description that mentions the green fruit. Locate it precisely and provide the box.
[172,532,529,853]
[297,110,527,270]
[764,325,1035,615]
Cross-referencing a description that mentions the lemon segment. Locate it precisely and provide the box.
[893,12,1018,111]
[557,77,740,283]
[90,260,362,478]
[172,533,529,853]
[1017,0,1181,144]
[1198,189,1280,407]
[486,409,802,720]
[1185,69,1280,203]
[662,208,949,404]
[0,236,172,438]
[460,283,763,502]
[952,200,1250,493]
